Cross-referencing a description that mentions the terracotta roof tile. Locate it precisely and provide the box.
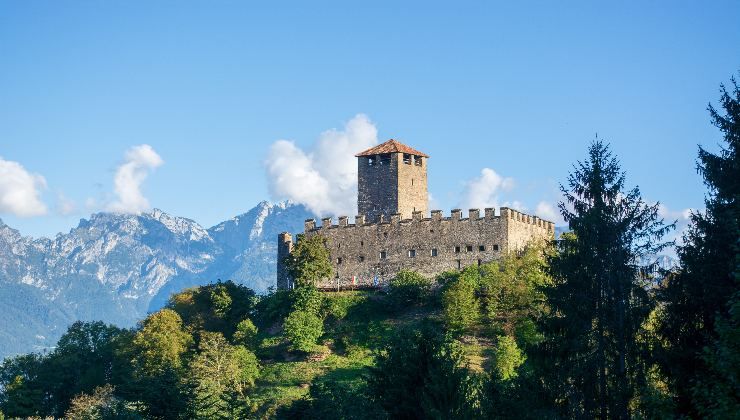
[355,139,429,158]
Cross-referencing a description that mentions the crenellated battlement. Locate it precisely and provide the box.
[303,207,555,234]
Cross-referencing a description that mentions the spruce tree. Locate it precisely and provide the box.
[658,75,740,414]
[540,141,673,419]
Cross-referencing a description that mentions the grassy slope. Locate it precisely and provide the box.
[250,290,487,417]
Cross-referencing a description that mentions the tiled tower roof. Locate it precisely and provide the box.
[355,139,429,158]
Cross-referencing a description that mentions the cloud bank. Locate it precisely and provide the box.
[459,168,516,211]
[107,145,164,214]
[265,114,378,217]
[0,157,48,217]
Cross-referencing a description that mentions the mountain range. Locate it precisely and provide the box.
[0,201,312,360]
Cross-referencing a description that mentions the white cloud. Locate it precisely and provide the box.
[658,203,694,247]
[265,114,378,217]
[459,168,515,210]
[107,145,164,214]
[85,197,98,211]
[535,201,564,224]
[0,157,48,217]
[56,192,77,216]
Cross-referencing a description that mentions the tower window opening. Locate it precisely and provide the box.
[411,178,415,186]
[493,244,499,251]
[359,256,365,262]
[466,245,473,252]
[457,259,462,269]
[455,246,461,253]
[479,245,486,252]
[431,248,438,257]
[379,154,391,165]
[408,249,416,258]
[337,257,343,264]
[414,156,423,166]
[478,259,482,266]
[403,153,412,164]
[360,241,364,246]
[367,157,375,166]
[380,251,387,260]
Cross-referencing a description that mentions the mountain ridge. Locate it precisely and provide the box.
[0,201,313,359]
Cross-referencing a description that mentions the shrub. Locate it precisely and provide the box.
[283,310,324,353]
[387,270,431,308]
[233,319,259,350]
[492,335,526,381]
[290,285,323,315]
[442,275,480,334]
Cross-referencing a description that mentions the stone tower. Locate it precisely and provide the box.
[356,139,429,222]
[277,232,294,289]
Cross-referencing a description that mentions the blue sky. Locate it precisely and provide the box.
[1,1,739,238]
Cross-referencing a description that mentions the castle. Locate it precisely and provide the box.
[277,139,554,290]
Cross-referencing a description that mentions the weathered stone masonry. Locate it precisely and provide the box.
[277,139,554,290]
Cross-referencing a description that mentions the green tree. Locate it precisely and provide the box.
[387,270,432,309]
[692,290,740,417]
[45,321,123,415]
[131,309,193,418]
[285,234,334,287]
[658,76,740,415]
[283,309,324,352]
[64,384,141,420]
[233,318,259,350]
[540,141,672,419]
[479,244,552,342]
[0,354,45,418]
[283,380,386,420]
[368,321,479,419]
[289,283,324,315]
[492,335,526,381]
[0,321,123,418]
[167,280,257,338]
[442,267,480,334]
[186,332,259,419]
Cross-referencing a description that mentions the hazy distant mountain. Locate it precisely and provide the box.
[0,201,312,360]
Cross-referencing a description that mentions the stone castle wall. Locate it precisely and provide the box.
[278,207,554,290]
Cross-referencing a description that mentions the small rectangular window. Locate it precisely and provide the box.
[403,153,412,164]
[478,259,482,266]
[367,157,375,166]
[457,259,462,269]
[479,245,486,252]
[431,248,438,257]
[466,245,473,252]
[360,241,364,246]
[493,244,499,251]
[408,249,416,258]
[380,251,387,260]
[414,156,423,166]
[455,246,461,253]
[359,256,365,262]
[337,257,343,264]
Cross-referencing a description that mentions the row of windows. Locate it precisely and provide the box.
[365,154,424,166]
[336,244,499,264]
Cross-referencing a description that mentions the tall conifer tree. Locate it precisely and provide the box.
[540,141,672,419]
[658,76,740,415]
